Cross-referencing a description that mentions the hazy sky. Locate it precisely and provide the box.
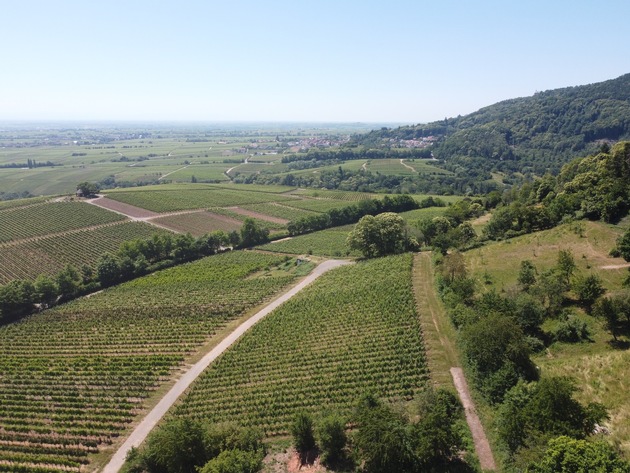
[2,0,628,124]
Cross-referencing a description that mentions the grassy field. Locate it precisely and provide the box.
[171,254,428,435]
[0,251,304,472]
[466,221,627,291]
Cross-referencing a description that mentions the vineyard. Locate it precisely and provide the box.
[150,211,243,236]
[258,225,360,257]
[237,203,317,222]
[0,222,170,284]
[290,189,380,201]
[0,251,301,472]
[172,254,428,435]
[280,198,358,213]
[103,188,298,213]
[0,202,125,243]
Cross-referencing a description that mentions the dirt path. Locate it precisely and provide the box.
[601,263,630,270]
[413,253,496,471]
[450,368,497,471]
[101,259,351,473]
[159,164,190,180]
[400,158,418,173]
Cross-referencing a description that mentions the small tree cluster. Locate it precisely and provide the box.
[347,212,417,258]
[123,419,264,473]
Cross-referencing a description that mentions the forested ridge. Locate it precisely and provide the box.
[354,73,630,177]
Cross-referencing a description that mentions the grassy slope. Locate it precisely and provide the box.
[464,220,630,453]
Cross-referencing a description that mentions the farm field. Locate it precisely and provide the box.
[0,125,371,196]
[0,251,304,472]
[258,225,360,257]
[150,211,243,236]
[398,206,449,222]
[170,254,428,436]
[0,221,170,284]
[102,187,298,213]
[0,201,125,243]
[237,202,318,222]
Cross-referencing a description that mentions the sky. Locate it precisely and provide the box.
[1,0,629,124]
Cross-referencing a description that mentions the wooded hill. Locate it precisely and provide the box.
[354,73,630,177]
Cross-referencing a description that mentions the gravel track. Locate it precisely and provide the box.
[101,259,351,473]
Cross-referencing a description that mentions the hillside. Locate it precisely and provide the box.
[355,73,630,177]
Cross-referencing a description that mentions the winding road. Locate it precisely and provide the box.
[101,258,351,473]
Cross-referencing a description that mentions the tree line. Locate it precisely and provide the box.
[0,218,271,326]
[287,194,439,236]
[123,387,472,473]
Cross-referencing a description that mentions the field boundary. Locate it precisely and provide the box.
[412,253,496,471]
[101,259,351,473]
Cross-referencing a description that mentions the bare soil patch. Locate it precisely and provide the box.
[228,206,290,224]
[88,197,159,219]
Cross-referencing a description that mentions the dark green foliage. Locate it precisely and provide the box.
[76,181,100,197]
[617,227,630,262]
[411,388,465,468]
[352,390,466,472]
[532,269,570,317]
[593,297,621,341]
[0,279,35,323]
[315,413,347,466]
[198,449,263,473]
[239,218,270,248]
[290,411,316,454]
[497,378,608,459]
[461,312,536,403]
[288,194,419,236]
[347,212,416,258]
[528,436,630,473]
[557,250,577,285]
[525,378,606,439]
[573,274,606,313]
[97,253,122,287]
[123,420,264,473]
[554,313,591,343]
[355,74,630,179]
[55,264,82,300]
[518,260,538,290]
[352,395,415,473]
[141,418,208,473]
[33,274,58,307]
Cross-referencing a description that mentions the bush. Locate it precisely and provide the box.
[554,314,591,343]
[198,449,263,473]
[315,413,347,466]
[290,411,316,454]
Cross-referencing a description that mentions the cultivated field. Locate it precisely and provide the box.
[0,201,125,243]
[257,225,360,257]
[171,254,428,435]
[0,251,304,472]
[0,221,170,284]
